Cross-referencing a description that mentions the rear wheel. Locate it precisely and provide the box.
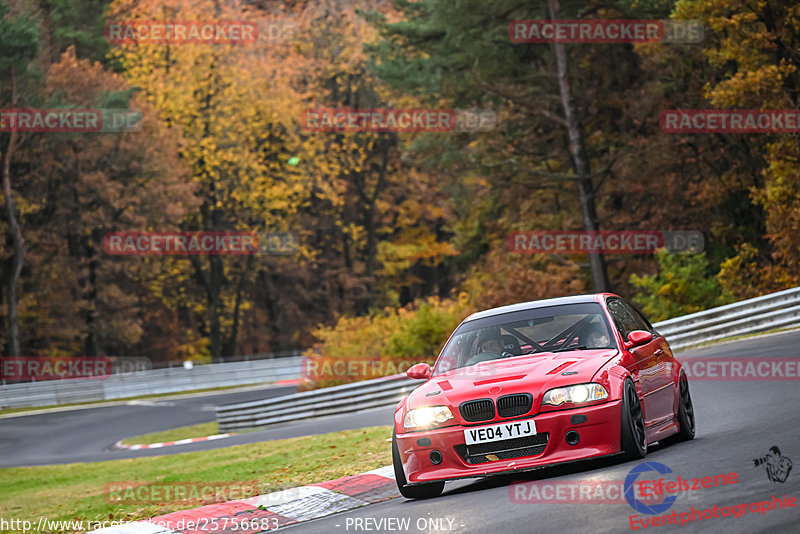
[620,378,647,460]
[664,374,695,444]
[392,430,444,499]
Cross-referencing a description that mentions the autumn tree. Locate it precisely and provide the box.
[363,0,634,292]
[291,0,458,311]
[108,0,318,359]
[0,3,38,355]
[6,48,196,355]
[672,0,800,296]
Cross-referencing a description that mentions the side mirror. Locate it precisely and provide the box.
[406,363,432,380]
[626,330,654,347]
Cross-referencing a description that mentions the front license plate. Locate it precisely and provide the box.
[464,419,537,445]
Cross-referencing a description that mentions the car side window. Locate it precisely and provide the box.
[628,303,656,333]
[619,299,653,334]
[606,298,640,339]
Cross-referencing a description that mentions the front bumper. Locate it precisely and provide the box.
[396,399,623,484]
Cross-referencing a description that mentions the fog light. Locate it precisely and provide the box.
[565,430,580,445]
[430,450,443,464]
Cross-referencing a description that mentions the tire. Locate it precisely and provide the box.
[392,430,445,499]
[663,374,695,444]
[620,378,647,460]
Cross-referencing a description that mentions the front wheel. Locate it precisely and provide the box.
[620,378,647,460]
[392,430,444,499]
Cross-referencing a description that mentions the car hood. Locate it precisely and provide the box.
[406,349,619,411]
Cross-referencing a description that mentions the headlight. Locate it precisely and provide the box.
[541,383,608,407]
[403,406,454,429]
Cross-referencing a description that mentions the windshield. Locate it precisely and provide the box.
[434,302,615,374]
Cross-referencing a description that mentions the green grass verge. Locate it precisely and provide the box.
[119,422,222,446]
[0,425,393,533]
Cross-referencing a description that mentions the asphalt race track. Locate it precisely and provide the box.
[2,331,799,533]
[0,384,296,466]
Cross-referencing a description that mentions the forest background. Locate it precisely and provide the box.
[1,0,798,380]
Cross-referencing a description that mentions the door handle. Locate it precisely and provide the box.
[654,348,663,356]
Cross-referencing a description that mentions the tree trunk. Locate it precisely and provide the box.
[82,238,100,356]
[207,253,223,361]
[223,254,253,357]
[362,140,389,303]
[548,0,610,292]
[2,66,24,355]
[189,250,223,362]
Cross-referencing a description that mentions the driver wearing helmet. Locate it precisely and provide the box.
[477,325,504,354]
[583,321,611,348]
[465,326,505,366]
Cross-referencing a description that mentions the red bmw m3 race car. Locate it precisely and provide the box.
[392,294,696,499]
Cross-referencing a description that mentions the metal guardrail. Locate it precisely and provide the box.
[217,374,423,431]
[0,357,303,410]
[653,286,800,350]
[217,286,800,431]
